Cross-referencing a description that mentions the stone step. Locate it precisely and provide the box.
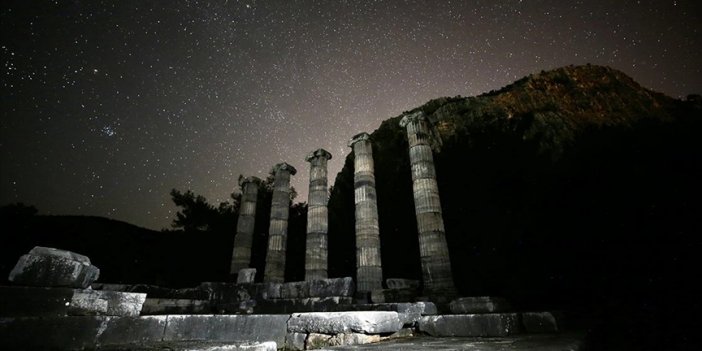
[288,311,403,334]
[330,302,437,326]
[96,341,277,351]
[0,286,146,317]
[0,314,288,350]
[140,298,212,315]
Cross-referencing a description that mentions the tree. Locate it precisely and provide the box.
[169,189,238,232]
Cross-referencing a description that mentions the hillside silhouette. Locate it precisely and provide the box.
[327,64,700,350]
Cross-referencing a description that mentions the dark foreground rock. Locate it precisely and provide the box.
[521,311,561,333]
[300,333,585,350]
[8,247,100,288]
[0,314,289,350]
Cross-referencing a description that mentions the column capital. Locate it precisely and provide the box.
[305,148,333,162]
[399,110,427,128]
[238,175,262,187]
[272,162,297,175]
[348,132,371,148]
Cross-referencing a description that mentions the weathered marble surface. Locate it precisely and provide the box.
[8,246,100,288]
[288,311,403,334]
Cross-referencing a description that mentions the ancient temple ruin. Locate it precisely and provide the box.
[0,118,570,350]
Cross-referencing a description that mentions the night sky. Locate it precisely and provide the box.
[1,1,700,230]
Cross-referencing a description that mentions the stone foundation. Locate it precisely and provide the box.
[0,286,146,317]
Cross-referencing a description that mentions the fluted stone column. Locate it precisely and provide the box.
[305,148,333,281]
[230,176,262,275]
[400,111,457,297]
[264,162,297,283]
[348,133,383,293]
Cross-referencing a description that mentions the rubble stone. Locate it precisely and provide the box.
[285,332,307,350]
[8,247,100,288]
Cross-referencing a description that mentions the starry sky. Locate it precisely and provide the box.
[1,0,700,230]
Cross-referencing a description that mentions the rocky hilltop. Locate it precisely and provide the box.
[328,66,700,348]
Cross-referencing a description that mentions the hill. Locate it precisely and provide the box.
[327,64,700,349]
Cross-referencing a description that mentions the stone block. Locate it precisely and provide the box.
[306,332,381,349]
[163,314,289,345]
[0,286,145,317]
[337,302,438,326]
[97,315,168,346]
[308,277,355,297]
[256,296,353,314]
[27,246,91,263]
[370,287,419,303]
[8,247,100,288]
[385,278,420,289]
[418,313,520,337]
[288,311,403,334]
[237,268,257,284]
[0,315,166,349]
[285,332,307,350]
[262,282,282,299]
[69,289,146,317]
[449,296,511,314]
[178,342,278,351]
[281,281,311,299]
[521,311,560,333]
[339,302,437,315]
[140,298,212,315]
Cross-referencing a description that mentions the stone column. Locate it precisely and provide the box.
[348,132,383,293]
[264,162,297,283]
[230,176,262,275]
[305,148,333,281]
[400,111,457,297]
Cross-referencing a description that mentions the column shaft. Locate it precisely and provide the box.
[230,176,261,275]
[349,133,383,293]
[304,149,332,281]
[400,112,456,296]
[264,163,297,283]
